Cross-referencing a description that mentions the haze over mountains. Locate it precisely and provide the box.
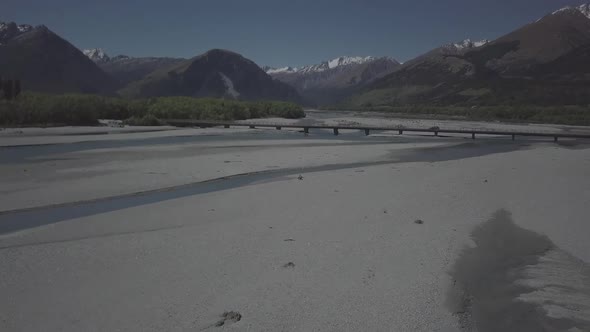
[1,3,590,107]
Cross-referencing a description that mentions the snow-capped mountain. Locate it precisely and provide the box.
[82,49,185,85]
[328,56,376,68]
[266,56,400,105]
[264,56,381,75]
[265,66,297,74]
[448,39,489,50]
[0,22,33,44]
[83,48,110,63]
[302,56,380,73]
[0,23,117,94]
[552,4,590,19]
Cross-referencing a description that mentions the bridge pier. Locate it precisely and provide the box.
[304,127,309,134]
[398,130,403,135]
[276,126,282,130]
[333,128,339,136]
[364,129,370,136]
[434,131,439,137]
[472,133,476,139]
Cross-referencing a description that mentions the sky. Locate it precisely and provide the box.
[2,0,589,67]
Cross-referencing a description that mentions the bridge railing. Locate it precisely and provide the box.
[162,119,590,141]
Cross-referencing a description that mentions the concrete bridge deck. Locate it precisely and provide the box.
[164,119,590,141]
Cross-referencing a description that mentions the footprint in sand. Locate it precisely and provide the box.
[363,268,376,285]
[200,311,242,330]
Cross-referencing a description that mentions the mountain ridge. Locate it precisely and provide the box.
[82,48,185,86]
[341,3,590,107]
[0,23,117,94]
[265,56,401,105]
[120,48,303,103]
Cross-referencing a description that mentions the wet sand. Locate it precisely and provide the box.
[1,115,590,331]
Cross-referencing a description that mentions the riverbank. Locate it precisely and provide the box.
[0,114,589,331]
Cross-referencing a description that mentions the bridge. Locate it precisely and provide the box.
[164,119,590,142]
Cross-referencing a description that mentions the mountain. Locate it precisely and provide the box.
[0,22,117,94]
[83,48,110,63]
[263,66,297,74]
[0,22,33,45]
[398,38,489,70]
[266,56,401,105]
[343,4,590,107]
[484,4,590,75]
[83,49,185,86]
[120,49,302,103]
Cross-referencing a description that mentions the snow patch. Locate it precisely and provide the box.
[450,39,489,50]
[17,24,32,33]
[266,66,297,74]
[0,22,33,42]
[83,48,110,62]
[266,56,396,75]
[552,4,590,20]
[296,56,378,74]
[219,72,240,98]
[327,56,375,69]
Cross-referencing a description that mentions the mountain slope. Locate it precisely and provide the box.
[343,4,590,107]
[83,49,185,86]
[0,22,33,44]
[267,56,400,105]
[484,6,590,75]
[0,23,116,94]
[120,49,302,103]
[83,48,110,63]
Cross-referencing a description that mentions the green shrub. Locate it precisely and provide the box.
[123,114,162,126]
[328,104,590,126]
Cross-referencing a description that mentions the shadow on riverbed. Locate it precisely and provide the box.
[448,209,590,331]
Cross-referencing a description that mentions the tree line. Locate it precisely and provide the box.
[0,77,22,100]
[0,92,305,126]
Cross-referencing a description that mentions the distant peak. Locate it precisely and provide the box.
[0,21,33,32]
[327,56,376,69]
[83,48,110,62]
[265,66,297,74]
[300,55,380,73]
[266,55,396,75]
[0,21,34,44]
[204,48,241,56]
[112,54,131,60]
[552,4,590,19]
[448,38,489,50]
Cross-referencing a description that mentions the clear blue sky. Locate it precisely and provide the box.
[3,0,588,66]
